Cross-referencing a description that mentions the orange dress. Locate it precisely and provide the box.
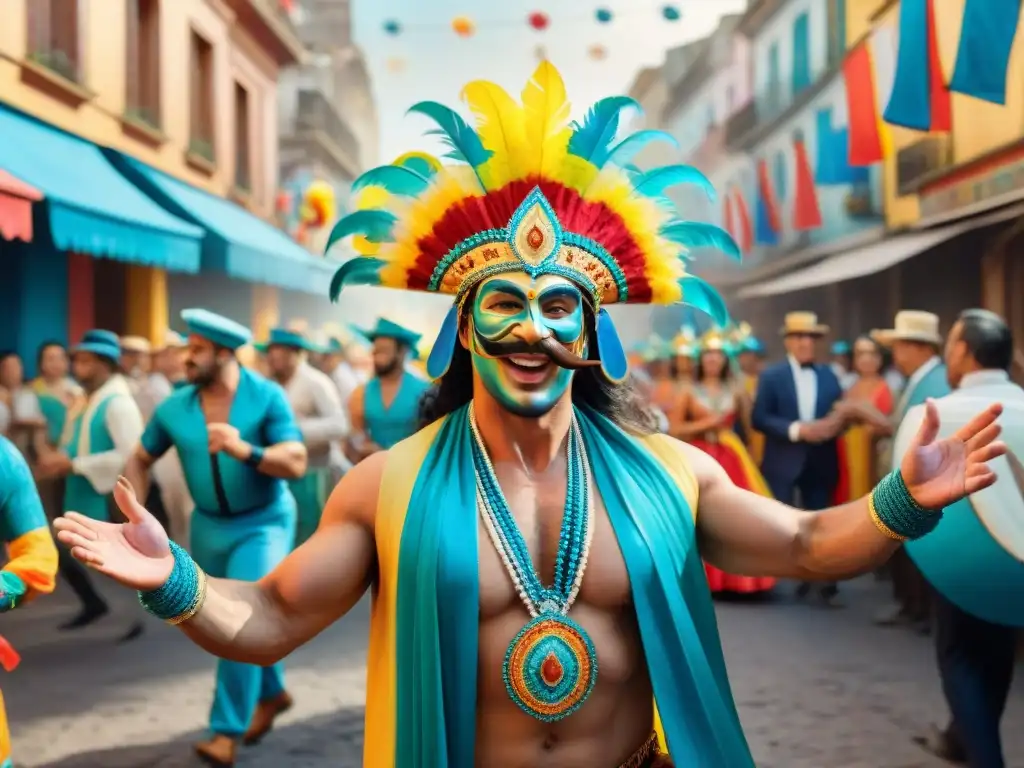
[686,385,776,594]
[834,379,893,504]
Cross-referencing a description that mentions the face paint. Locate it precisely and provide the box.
[469,272,589,417]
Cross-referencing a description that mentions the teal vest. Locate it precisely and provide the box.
[364,372,430,449]
[36,393,68,447]
[63,397,117,521]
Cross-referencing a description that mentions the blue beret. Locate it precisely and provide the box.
[71,329,121,363]
[267,327,315,351]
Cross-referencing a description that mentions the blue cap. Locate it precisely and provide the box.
[181,308,252,351]
[267,327,314,351]
[359,318,422,349]
[71,329,121,363]
[831,340,851,355]
[741,337,766,356]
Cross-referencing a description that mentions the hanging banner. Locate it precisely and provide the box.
[949,0,1021,104]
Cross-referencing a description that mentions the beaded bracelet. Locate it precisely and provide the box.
[868,469,943,541]
[138,541,208,624]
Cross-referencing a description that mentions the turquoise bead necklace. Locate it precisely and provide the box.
[469,404,598,722]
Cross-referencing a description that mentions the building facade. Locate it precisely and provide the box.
[0,0,334,372]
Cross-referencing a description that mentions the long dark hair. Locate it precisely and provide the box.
[694,348,732,384]
[418,308,658,434]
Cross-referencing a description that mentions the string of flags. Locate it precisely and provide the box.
[380,5,682,39]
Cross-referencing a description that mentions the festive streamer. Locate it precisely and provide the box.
[843,43,885,166]
[791,137,822,231]
[754,160,780,246]
[732,188,754,254]
[949,0,1021,104]
[814,109,870,185]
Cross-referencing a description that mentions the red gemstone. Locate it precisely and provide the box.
[527,225,544,249]
[541,652,563,686]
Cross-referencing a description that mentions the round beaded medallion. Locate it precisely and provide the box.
[503,613,597,722]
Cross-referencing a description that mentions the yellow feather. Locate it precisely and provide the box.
[461,79,528,187]
[521,61,572,178]
[353,185,391,211]
[556,154,600,194]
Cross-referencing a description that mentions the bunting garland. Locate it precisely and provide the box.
[792,135,822,231]
[755,159,781,246]
[843,42,885,166]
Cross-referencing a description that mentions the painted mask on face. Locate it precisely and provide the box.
[468,272,598,417]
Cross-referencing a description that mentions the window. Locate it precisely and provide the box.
[792,12,811,94]
[125,0,161,128]
[189,30,215,161]
[26,0,81,82]
[766,42,781,113]
[234,82,251,191]
[826,0,847,67]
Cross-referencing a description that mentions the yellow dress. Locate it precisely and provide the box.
[742,374,765,466]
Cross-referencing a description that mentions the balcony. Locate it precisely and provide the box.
[724,101,756,149]
[226,0,306,66]
[282,89,361,178]
[896,136,953,195]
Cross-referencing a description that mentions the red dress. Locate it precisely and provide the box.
[687,389,777,595]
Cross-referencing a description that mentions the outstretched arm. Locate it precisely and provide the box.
[692,401,1005,580]
[55,452,383,666]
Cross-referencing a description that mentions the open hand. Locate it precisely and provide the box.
[52,477,173,591]
[902,400,1006,509]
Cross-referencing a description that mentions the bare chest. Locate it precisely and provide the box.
[200,394,232,424]
[476,464,631,619]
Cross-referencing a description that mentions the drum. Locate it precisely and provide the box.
[901,390,1024,627]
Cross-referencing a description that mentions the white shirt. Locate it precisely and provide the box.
[787,355,818,441]
[284,362,348,470]
[70,375,145,495]
[331,361,361,408]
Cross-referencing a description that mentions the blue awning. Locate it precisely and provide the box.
[111,153,336,295]
[0,105,202,272]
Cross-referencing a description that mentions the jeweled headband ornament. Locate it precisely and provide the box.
[325,61,740,382]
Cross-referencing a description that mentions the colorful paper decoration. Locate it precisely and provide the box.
[451,16,475,37]
[383,19,401,36]
[662,5,681,21]
[595,8,613,23]
[588,44,607,60]
[528,11,549,30]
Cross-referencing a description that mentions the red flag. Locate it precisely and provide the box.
[732,189,754,253]
[926,0,952,131]
[722,191,736,241]
[792,138,822,231]
[843,43,885,166]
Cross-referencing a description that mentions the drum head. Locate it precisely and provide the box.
[971,449,1024,563]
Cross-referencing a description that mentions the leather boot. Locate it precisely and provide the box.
[194,734,238,767]
[243,690,294,745]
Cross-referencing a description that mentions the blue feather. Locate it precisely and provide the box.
[329,257,385,302]
[407,101,490,167]
[397,155,438,178]
[679,275,730,327]
[325,210,397,252]
[351,165,430,196]
[632,165,715,201]
[659,221,741,261]
[567,95,639,167]
[605,130,679,167]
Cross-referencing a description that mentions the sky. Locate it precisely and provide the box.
[337,0,747,341]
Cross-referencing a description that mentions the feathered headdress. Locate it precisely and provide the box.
[730,321,765,355]
[326,62,739,381]
[674,324,698,358]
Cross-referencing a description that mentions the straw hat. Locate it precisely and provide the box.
[120,335,152,354]
[160,330,187,350]
[871,310,942,347]
[779,312,829,336]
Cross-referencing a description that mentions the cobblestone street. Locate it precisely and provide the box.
[5,577,1023,768]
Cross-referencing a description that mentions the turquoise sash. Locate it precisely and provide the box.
[392,404,753,767]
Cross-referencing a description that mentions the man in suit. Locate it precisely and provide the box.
[752,312,845,605]
[864,311,951,632]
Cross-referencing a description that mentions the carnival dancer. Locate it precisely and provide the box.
[345,318,430,461]
[833,336,893,504]
[673,324,697,385]
[150,331,194,549]
[752,312,846,606]
[732,324,766,465]
[264,326,346,547]
[35,330,144,634]
[670,329,774,595]
[321,335,362,408]
[0,434,58,768]
[642,334,679,422]
[117,309,306,766]
[121,336,172,422]
[55,63,1007,768]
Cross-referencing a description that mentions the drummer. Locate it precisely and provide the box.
[895,309,1021,767]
